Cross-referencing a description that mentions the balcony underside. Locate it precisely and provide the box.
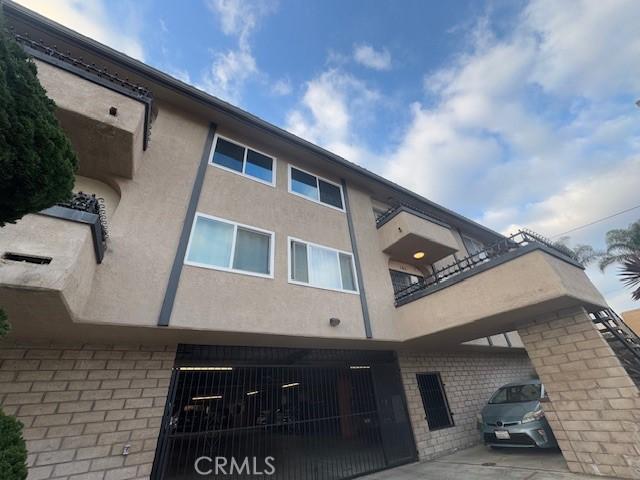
[377,208,460,265]
[396,249,608,348]
[34,59,147,179]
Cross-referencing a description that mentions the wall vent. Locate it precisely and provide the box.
[3,252,52,265]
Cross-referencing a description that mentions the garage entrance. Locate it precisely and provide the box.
[152,345,416,479]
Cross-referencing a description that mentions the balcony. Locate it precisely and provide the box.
[14,34,153,179]
[376,206,460,265]
[394,230,608,346]
[0,185,114,328]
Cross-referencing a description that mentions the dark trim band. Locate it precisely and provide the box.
[341,179,373,339]
[38,205,105,263]
[158,123,217,326]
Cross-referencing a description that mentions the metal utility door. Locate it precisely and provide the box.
[370,363,417,467]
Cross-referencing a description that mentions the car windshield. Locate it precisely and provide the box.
[489,383,541,404]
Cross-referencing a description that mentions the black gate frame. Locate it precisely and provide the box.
[151,345,417,479]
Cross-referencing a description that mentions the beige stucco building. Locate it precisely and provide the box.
[1,2,639,479]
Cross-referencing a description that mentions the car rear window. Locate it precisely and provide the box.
[489,384,541,404]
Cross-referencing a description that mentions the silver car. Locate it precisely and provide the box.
[477,379,557,448]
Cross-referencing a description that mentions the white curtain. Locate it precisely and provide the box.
[187,216,234,267]
[309,245,341,289]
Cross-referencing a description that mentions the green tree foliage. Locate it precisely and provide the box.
[0,11,77,226]
[553,236,602,265]
[620,253,640,301]
[558,219,640,302]
[598,219,640,272]
[0,308,26,480]
[0,307,8,337]
[0,412,27,480]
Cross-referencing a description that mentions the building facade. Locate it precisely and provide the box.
[1,2,639,479]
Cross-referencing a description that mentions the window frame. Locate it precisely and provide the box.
[184,212,275,279]
[287,236,359,294]
[415,372,455,431]
[209,134,277,187]
[287,164,346,212]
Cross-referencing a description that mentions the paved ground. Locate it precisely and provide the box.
[362,445,613,479]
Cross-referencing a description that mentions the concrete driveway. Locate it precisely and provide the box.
[362,445,613,479]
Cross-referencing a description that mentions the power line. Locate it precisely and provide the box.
[551,204,640,238]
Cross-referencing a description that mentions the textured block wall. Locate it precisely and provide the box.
[518,307,640,479]
[398,350,535,460]
[0,343,176,480]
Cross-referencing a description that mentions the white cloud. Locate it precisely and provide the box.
[199,48,258,103]
[201,0,277,102]
[479,156,640,239]
[285,69,380,164]
[271,77,292,96]
[525,0,640,97]
[207,0,275,47]
[384,0,640,216]
[15,0,145,60]
[281,0,640,311]
[353,44,392,71]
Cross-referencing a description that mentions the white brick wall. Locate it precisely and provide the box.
[0,343,176,480]
[399,350,534,460]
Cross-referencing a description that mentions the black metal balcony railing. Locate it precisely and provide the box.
[58,192,109,241]
[375,203,447,229]
[39,191,109,263]
[394,229,580,304]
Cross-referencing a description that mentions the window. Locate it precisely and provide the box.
[462,235,486,259]
[210,135,275,185]
[288,166,344,210]
[389,270,423,294]
[489,383,541,404]
[416,373,454,430]
[185,213,274,278]
[289,238,358,293]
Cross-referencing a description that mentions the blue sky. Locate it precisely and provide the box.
[17,0,640,312]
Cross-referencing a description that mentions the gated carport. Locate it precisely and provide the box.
[151,345,417,479]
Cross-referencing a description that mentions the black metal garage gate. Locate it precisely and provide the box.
[152,345,416,479]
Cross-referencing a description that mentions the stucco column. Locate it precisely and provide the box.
[517,307,640,479]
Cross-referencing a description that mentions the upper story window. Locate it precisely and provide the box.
[210,135,276,186]
[185,213,274,278]
[462,235,487,259]
[389,269,423,294]
[289,237,358,294]
[288,165,344,211]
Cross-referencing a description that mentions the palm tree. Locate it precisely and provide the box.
[598,220,640,272]
[553,236,602,265]
[620,254,640,301]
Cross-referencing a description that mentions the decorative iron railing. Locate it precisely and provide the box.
[12,32,152,100]
[394,229,580,304]
[58,192,109,241]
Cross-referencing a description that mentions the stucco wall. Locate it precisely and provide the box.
[399,350,535,460]
[0,343,175,480]
[170,127,367,339]
[79,102,210,329]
